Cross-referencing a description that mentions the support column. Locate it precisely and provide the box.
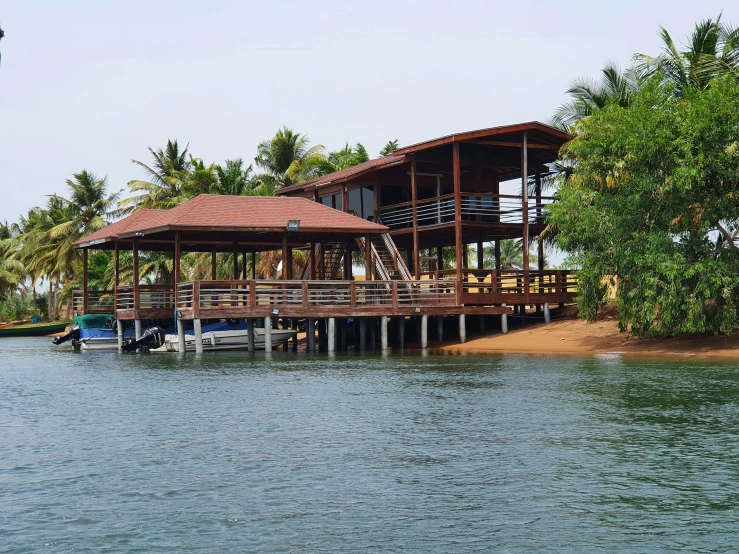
[264,316,272,353]
[495,240,501,271]
[411,158,420,279]
[211,248,217,279]
[307,318,316,352]
[233,243,239,280]
[421,315,428,349]
[177,318,186,353]
[369,318,376,350]
[453,143,463,284]
[247,318,254,352]
[193,318,203,354]
[437,316,444,343]
[340,319,347,351]
[114,242,120,318]
[117,319,124,351]
[132,238,140,322]
[459,314,466,344]
[359,318,367,352]
[398,317,405,350]
[521,131,530,300]
[380,316,388,351]
[478,315,485,333]
[135,319,142,340]
[501,304,509,335]
[544,303,551,324]
[365,234,372,280]
[309,243,316,280]
[327,318,336,353]
[82,248,89,314]
[477,241,484,270]
[251,252,257,279]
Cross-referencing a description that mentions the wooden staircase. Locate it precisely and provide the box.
[300,242,346,280]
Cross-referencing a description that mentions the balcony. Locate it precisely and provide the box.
[378,193,554,230]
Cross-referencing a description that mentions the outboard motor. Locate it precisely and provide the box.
[121,326,166,352]
[52,325,81,346]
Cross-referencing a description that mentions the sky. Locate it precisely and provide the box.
[0,0,735,224]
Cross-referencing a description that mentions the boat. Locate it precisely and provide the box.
[52,313,132,351]
[150,326,297,353]
[0,321,70,337]
[52,314,295,352]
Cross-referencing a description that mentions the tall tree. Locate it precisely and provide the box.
[550,63,640,132]
[379,140,399,157]
[118,139,192,214]
[254,127,326,189]
[633,15,739,96]
[550,73,739,336]
[319,143,369,174]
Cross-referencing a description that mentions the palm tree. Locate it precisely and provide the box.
[550,62,640,132]
[633,15,739,96]
[254,127,326,189]
[0,221,23,302]
[118,139,192,214]
[319,143,370,174]
[213,158,256,196]
[483,239,538,270]
[380,140,399,157]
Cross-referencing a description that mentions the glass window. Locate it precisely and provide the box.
[362,187,375,221]
[348,188,362,217]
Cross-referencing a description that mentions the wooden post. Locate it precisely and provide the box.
[82,248,89,314]
[309,243,316,280]
[210,248,216,279]
[319,242,326,280]
[286,246,293,280]
[453,143,463,285]
[521,131,530,301]
[364,234,372,280]
[411,158,420,279]
[242,251,247,280]
[436,246,443,278]
[477,241,484,270]
[281,235,288,281]
[233,243,239,280]
[251,251,257,279]
[132,238,140,318]
[114,242,120,315]
[495,240,501,271]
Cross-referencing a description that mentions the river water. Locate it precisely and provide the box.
[1,337,739,552]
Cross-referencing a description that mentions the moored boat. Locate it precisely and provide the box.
[0,321,70,337]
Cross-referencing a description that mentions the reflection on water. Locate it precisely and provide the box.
[1,338,739,552]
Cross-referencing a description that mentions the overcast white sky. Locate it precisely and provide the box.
[0,0,735,224]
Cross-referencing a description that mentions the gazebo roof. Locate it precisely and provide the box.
[75,194,388,250]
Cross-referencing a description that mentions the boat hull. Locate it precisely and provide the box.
[153,328,297,353]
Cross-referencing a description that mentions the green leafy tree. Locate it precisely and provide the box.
[319,143,370,174]
[550,74,739,336]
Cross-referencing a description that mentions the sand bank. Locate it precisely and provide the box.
[435,316,739,360]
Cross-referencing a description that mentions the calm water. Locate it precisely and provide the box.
[2,338,739,552]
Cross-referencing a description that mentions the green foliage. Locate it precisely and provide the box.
[380,140,399,157]
[550,73,739,336]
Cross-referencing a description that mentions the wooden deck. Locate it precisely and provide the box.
[73,270,576,321]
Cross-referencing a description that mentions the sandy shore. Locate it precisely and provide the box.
[435,315,739,359]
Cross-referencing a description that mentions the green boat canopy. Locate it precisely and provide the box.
[73,313,114,330]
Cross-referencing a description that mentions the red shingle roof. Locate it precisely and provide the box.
[75,195,387,248]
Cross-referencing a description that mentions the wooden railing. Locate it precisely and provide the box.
[174,279,457,317]
[378,194,554,229]
[73,290,114,314]
[115,285,176,311]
